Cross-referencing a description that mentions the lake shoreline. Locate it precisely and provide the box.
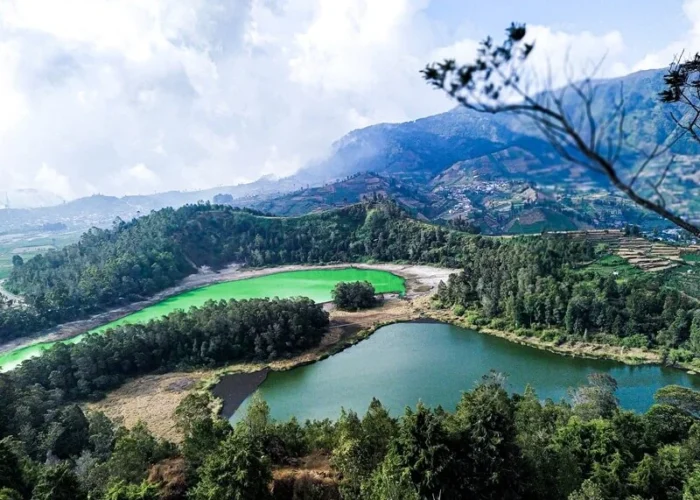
[213,302,696,422]
[89,294,695,440]
[87,293,434,439]
[0,263,453,362]
[421,304,663,367]
[420,303,698,374]
[215,319,700,424]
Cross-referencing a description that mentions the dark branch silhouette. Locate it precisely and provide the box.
[422,23,700,237]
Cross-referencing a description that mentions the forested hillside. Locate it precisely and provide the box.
[0,296,332,499]
[436,240,700,362]
[0,297,328,461]
[4,369,700,499]
[0,201,470,343]
[3,199,698,360]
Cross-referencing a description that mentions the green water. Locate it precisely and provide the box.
[0,268,405,371]
[233,322,700,421]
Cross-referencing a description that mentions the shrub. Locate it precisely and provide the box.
[621,334,650,349]
[668,348,695,366]
[473,317,490,327]
[452,304,466,317]
[540,330,559,342]
[332,281,377,311]
[490,318,510,330]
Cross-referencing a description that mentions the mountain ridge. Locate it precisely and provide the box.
[3,67,697,237]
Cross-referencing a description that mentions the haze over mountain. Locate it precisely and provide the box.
[1,0,698,200]
[4,66,697,236]
[0,189,64,209]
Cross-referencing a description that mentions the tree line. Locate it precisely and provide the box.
[0,201,472,344]
[5,372,700,499]
[5,200,698,362]
[0,297,328,463]
[435,236,700,362]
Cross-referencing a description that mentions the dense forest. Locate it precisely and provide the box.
[1,201,470,343]
[3,200,698,363]
[0,201,699,498]
[435,237,700,363]
[3,372,700,499]
[0,297,327,463]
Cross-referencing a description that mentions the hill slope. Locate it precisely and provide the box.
[303,69,699,183]
[250,172,453,219]
[1,201,473,343]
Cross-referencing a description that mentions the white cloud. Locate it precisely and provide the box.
[0,0,648,200]
[0,42,27,134]
[290,0,427,91]
[34,163,74,199]
[107,163,161,195]
[525,26,628,82]
[634,0,700,71]
[431,26,628,95]
[127,163,159,182]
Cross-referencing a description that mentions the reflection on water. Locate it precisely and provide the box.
[233,322,700,422]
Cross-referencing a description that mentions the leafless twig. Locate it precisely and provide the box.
[423,23,700,237]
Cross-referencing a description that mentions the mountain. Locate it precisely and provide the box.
[429,146,560,187]
[300,68,698,185]
[287,68,698,231]
[301,108,534,183]
[0,176,302,234]
[3,68,697,238]
[249,172,452,219]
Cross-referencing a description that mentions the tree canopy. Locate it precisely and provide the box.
[332,281,378,311]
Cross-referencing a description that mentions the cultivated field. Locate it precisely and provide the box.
[566,230,697,272]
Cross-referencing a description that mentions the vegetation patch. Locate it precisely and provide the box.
[584,254,643,279]
[682,251,700,263]
[331,281,378,311]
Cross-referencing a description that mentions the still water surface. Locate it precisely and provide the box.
[0,268,405,371]
[233,322,700,421]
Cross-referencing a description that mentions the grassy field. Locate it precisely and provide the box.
[0,232,79,280]
[506,209,578,234]
[584,254,643,280]
[0,257,12,279]
[665,265,700,300]
[682,252,700,263]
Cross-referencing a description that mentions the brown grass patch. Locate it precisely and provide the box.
[272,452,340,500]
[86,371,209,442]
[86,298,421,441]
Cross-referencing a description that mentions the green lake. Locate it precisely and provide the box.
[232,322,700,421]
[0,268,405,371]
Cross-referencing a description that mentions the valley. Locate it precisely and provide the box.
[4,4,700,497]
[0,195,698,500]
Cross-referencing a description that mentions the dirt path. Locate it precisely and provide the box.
[0,263,457,356]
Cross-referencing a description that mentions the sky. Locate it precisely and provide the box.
[0,0,697,200]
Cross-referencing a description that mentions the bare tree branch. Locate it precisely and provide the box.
[422,23,700,238]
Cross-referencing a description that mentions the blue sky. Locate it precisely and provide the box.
[0,0,698,200]
[428,0,687,64]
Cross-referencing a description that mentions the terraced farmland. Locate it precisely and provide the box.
[565,230,693,272]
[617,238,685,272]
